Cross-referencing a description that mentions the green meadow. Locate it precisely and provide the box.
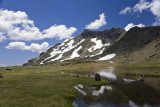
[0,61,160,107]
[0,62,109,107]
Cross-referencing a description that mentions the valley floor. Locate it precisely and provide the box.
[0,62,109,107]
[0,61,160,107]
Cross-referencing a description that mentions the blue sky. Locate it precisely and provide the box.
[0,0,159,66]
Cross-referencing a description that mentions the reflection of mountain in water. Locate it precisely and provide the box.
[73,67,160,107]
[73,99,153,107]
[98,67,117,80]
[73,82,160,107]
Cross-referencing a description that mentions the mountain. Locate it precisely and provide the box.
[23,28,125,66]
[23,26,160,66]
[106,26,160,64]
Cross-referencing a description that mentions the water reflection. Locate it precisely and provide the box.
[99,71,117,80]
[73,67,160,107]
[73,99,158,107]
[122,78,136,83]
[74,84,86,96]
[92,85,112,96]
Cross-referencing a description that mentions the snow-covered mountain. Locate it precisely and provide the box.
[24,26,160,66]
[24,28,125,66]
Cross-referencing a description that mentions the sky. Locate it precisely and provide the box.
[0,0,160,66]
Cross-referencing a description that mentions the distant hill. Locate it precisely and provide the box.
[23,26,160,66]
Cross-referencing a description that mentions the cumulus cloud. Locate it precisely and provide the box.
[0,9,77,42]
[119,0,160,26]
[85,13,107,30]
[119,7,132,14]
[0,33,6,42]
[6,42,49,53]
[43,25,77,40]
[124,23,145,31]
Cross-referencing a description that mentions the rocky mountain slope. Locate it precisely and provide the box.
[24,26,160,66]
[23,28,125,66]
[106,26,160,64]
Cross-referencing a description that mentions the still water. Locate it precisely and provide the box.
[71,67,160,107]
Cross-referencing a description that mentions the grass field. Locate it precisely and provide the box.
[126,62,160,68]
[0,61,160,106]
[0,62,109,107]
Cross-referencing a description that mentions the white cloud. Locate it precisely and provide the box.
[0,9,77,42]
[43,25,77,40]
[0,33,6,42]
[133,0,150,13]
[85,13,107,30]
[6,42,49,53]
[150,0,160,16]
[0,64,6,67]
[120,0,160,26]
[119,7,132,14]
[124,23,145,31]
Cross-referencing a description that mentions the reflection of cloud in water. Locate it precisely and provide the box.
[74,84,86,96]
[122,78,135,83]
[106,85,112,90]
[129,100,151,107]
[72,98,87,107]
[99,71,117,80]
[73,99,153,107]
[98,67,117,80]
[129,100,139,107]
[77,84,83,89]
[93,85,112,96]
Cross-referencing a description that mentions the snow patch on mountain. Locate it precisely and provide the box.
[88,38,103,52]
[43,39,85,62]
[70,46,82,59]
[98,53,116,60]
[104,43,110,46]
[90,48,105,57]
[61,46,83,62]
[40,62,43,65]
[50,54,63,62]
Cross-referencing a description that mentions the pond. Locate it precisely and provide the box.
[71,67,160,107]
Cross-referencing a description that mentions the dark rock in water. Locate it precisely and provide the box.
[75,75,79,77]
[137,77,144,81]
[140,74,146,77]
[95,74,101,81]
[126,73,129,75]
[0,73,2,78]
[6,68,13,70]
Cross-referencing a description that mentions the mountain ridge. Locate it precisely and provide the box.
[23,26,160,66]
